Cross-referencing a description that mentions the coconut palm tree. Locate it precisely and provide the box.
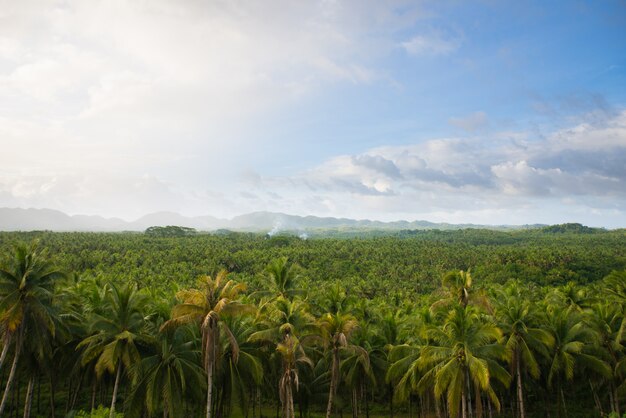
[161,270,252,418]
[431,270,490,316]
[417,305,510,418]
[386,306,441,417]
[127,325,205,417]
[256,257,305,300]
[249,297,318,418]
[587,301,625,415]
[277,330,313,418]
[78,282,150,418]
[321,311,359,418]
[544,305,610,416]
[494,284,554,418]
[217,315,264,417]
[0,242,65,416]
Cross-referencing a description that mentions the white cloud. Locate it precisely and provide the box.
[238,111,626,226]
[0,0,435,202]
[401,33,460,55]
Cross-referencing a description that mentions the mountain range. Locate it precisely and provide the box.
[0,207,538,232]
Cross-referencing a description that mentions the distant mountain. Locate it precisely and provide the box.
[0,207,540,232]
[0,208,225,232]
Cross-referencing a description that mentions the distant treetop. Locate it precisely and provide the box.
[541,223,602,234]
[144,225,197,237]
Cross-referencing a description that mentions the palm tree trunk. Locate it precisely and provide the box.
[474,383,482,418]
[466,371,473,418]
[92,381,97,411]
[207,360,214,418]
[462,387,468,418]
[71,374,83,410]
[589,380,602,416]
[23,376,35,418]
[516,358,525,418]
[388,384,394,418]
[0,337,22,416]
[560,389,568,418]
[110,362,123,418]
[50,376,56,418]
[289,381,295,418]
[325,350,339,418]
[0,334,11,372]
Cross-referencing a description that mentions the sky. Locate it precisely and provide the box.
[1,0,625,227]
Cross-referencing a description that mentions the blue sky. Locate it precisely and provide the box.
[1,0,625,227]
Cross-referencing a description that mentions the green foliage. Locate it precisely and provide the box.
[0,230,625,417]
[144,225,197,237]
[540,222,603,234]
[69,406,124,417]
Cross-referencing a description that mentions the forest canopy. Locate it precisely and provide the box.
[0,228,624,418]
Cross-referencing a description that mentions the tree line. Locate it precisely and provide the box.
[0,230,625,417]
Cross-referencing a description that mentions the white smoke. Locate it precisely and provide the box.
[267,221,283,237]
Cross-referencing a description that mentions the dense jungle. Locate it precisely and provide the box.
[0,225,625,418]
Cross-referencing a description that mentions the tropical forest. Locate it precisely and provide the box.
[0,226,625,418]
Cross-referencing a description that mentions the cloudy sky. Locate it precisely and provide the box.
[1,0,625,227]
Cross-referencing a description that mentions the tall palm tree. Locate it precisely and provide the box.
[494,285,553,418]
[321,311,359,418]
[249,297,318,418]
[128,325,206,417]
[78,282,149,418]
[417,305,510,418]
[0,242,65,416]
[544,305,610,416]
[341,329,378,418]
[161,270,252,418]
[386,307,439,417]
[587,301,625,415]
[277,330,313,418]
[431,270,490,316]
[217,315,264,417]
[257,257,304,300]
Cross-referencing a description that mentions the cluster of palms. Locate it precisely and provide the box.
[1,244,625,418]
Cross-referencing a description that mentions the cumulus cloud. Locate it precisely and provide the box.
[304,111,626,198]
[235,111,626,226]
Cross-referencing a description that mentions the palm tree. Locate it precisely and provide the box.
[217,315,264,417]
[161,270,252,418]
[249,297,318,418]
[587,301,625,415]
[0,242,65,416]
[78,282,149,418]
[257,257,304,300]
[341,329,378,418]
[128,325,206,417]
[321,311,359,418]
[417,305,510,418]
[544,305,610,416]
[431,270,490,316]
[277,331,313,418]
[494,284,554,418]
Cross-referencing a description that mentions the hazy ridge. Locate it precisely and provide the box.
[0,207,547,232]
